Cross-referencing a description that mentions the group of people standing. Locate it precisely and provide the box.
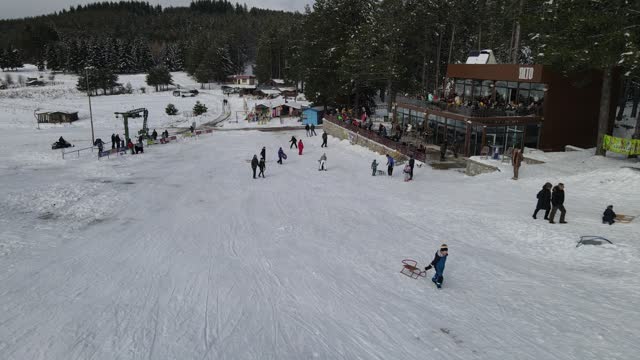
[253,130,330,178]
[533,182,567,223]
[533,182,619,225]
[305,124,317,137]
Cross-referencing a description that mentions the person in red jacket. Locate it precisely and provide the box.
[298,139,304,155]
[127,138,135,155]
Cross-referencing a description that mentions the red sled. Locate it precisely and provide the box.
[400,259,426,279]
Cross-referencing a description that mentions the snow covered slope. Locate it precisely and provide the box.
[1,67,640,360]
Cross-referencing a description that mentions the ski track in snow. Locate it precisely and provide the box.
[1,69,640,359]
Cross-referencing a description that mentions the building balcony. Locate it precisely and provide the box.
[396,96,542,118]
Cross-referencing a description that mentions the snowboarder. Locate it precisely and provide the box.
[385,154,394,176]
[512,148,523,180]
[533,182,552,220]
[111,134,116,149]
[424,244,448,289]
[318,153,327,171]
[277,147,287,164]
[251,155,259,179]
[310,124,317,136]
[321,131,328,147]
[305,123,310,137]
[403,163,411,182]
[602,205,616,225]
[260,146,266,161]
[408,155,415,180]
[371,159,378,176]
[290,136,298,149]
[298,139,304,155]
[258,158,266,178]
[548,183,567,224]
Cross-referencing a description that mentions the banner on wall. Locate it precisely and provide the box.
[602,135,640,155]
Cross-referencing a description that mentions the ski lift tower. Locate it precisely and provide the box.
[114,108,149,140]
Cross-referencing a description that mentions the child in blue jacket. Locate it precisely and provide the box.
[425,244,448,288]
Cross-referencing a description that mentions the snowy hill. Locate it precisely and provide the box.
[1,67,640,359]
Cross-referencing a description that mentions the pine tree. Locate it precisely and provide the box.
[193,101,208,116]
[135,39,154,72]
[166,103,178,115]
[526,0,640,154]
[146,65,173,91]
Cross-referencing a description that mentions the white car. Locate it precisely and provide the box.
[173,89,198,97]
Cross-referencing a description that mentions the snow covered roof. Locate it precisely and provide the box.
[223,84,257,89]
[278,87,296,92]
[258,89,281,95]
[227,75,255,80]
[465,50,497,64]
[271,79,285,84]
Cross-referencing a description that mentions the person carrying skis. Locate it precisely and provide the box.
[318,153,327,171]
[424,244,448,289]
[251,155,259,179]
[321,130,328,147]
[277,147,286,164]
[533,182,552,220]
[310,124,317,136]
[290,135,298,149]
[258,157,266,178]
[385,154,394,176]
[260,146,266,161]
[602,205,616,225]
[371,159,378,176]
[298,139,304,155]
[305,123,310,137]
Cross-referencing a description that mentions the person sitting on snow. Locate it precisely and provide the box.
[603,205,616,225]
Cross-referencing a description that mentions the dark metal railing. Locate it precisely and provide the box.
[396,96,542,118]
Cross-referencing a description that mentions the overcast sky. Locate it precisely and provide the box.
[0,0,313,20]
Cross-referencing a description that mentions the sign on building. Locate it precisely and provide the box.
[519,67,535,80]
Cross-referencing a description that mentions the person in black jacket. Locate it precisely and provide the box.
[408,155,415,180]
[305,124,310,137]
[258,158,266,178]
[310,124,317,136]
[549,183,567,224]
[111,134,116,149]
[602,205,616,225]
[533,182,552,220]
[251,155,259,179]
[260,146,266,160]
[321,131,328,147]
[290,136,298,149]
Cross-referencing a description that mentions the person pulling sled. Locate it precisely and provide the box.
[425,244,448,289]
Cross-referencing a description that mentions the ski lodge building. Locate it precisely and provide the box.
[394,62,618,155]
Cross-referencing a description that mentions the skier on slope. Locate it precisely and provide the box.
[425,244,448,289]
[251,155,259,179]
[290,135,298,149]
[318,153,327,171]
[298,139,304,155]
